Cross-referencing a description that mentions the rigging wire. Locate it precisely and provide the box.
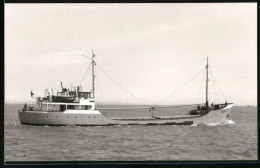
[155,68,205,107]
[209,69,221,103]
[95,63,206,110]
[79,63,92,86]
[96,64,151,107]
[212,80,221,103]
[196,70,206,104]
[209,67,229,102]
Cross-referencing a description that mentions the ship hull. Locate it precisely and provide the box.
[18,104,233,126]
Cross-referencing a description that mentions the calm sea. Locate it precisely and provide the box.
[4,104,257,161]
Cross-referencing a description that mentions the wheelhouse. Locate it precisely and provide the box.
[68,91,92,99]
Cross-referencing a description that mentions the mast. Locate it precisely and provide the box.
[92,50,96,98]
[206,57,209,110]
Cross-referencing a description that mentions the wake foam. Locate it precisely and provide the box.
[221,119,235,125]
[191,120,235,126]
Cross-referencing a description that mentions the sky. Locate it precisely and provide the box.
[5,3,257,106]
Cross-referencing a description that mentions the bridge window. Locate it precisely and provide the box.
[67,105,75,110]
[82,105,92,110]
[75,105,81,110]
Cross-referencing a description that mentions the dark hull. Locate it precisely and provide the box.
[19,121,194,126]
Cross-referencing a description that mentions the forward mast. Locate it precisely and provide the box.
[206,57,209,111]
[91,50,96,98]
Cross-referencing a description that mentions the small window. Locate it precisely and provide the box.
[67,116,69,118]
[67,105,75,110]
[84,105,92,110]
[56,116,57,118]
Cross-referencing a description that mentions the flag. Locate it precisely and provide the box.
[31,91,34,98]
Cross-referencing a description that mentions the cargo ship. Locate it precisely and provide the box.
[18,51,233,126]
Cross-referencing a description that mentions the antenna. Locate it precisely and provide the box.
[60,81,63,91]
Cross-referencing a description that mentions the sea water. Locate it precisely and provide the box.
[4,104,257,161]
